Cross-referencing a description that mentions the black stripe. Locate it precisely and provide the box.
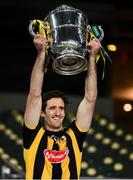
[52,142,62,179]
[23,122,41,149]
[65,133,78,179]
[33,132,47,179]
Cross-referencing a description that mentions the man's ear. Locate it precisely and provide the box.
[41,111,45,117]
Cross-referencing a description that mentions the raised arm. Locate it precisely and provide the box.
[24,34,47,129]
[75,38,101,131]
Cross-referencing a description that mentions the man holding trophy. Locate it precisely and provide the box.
[23,4,101,179]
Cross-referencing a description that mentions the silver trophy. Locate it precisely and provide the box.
[29,4,106,76]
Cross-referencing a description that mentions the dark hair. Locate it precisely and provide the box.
[42,90,69,111]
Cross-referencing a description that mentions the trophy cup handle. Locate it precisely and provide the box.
[28,19,46,37]
[87,25,104,41]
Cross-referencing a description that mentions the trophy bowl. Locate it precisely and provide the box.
[44,4,88,75]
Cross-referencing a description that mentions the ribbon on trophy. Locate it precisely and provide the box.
[88,25,112,79]
[28,19,52,72]
[28,19,51,50]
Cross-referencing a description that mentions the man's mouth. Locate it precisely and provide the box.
[52,117,61,121]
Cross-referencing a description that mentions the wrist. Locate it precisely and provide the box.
[89,54,96,61]
[89,52,97,57]
[37,49,46,56]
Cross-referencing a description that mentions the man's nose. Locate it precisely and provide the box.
[55,108,60,115]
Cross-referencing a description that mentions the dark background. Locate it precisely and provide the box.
[1,0,133,96]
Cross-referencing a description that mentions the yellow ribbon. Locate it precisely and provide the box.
[89,31,112,80]
[32,19,51,52]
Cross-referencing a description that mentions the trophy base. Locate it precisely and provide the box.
[52,54,88,75]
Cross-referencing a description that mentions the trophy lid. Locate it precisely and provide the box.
[53,4,81,12]
[44,4,88,21]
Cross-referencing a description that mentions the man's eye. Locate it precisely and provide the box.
[48,106,64,110]
[49,106,55,110]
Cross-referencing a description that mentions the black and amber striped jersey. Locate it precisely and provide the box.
[23,120,87,179]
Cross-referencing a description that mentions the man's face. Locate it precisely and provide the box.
[42,97,65,131]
